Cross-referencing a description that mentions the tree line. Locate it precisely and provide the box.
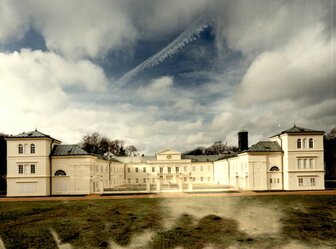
[184,141,239,155]
[79,132,137,157]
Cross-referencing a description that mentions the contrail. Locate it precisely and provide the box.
[116,15,211,87]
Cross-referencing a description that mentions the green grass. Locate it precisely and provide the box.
[0,195,336,248]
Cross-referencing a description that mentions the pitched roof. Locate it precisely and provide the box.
[51,145,89,156]
[270,125,324,137]
[182,155,229,162]
[9,130,60,142]
[115,156,155,163]
[247,141,283,152]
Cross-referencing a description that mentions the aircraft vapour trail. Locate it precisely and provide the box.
[116,15,211,87]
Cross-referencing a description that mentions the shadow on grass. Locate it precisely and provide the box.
[0,199,162,249]
[1,196,336,248]
[150,213,247,249]
[281,206,336,246]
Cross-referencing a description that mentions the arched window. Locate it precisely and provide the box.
[18,144,23,154]
[30,144,35,154]
[309,138,314,148]
[270,166,280,171]
[297,139,301,149]
[54,170,66,176]
[302,138,306,149]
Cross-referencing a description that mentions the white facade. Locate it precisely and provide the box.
[6,126,325,196]
[117,149,216,192]
[6,132,61,196]
[214,126,325,191]
[270,132,324,190]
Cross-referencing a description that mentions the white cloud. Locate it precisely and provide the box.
[213,0,332,55]
[0,0,137,59]
[137,76,174,101]
[0,0,208,59]
[0,0,30,42]
[235,26,335,107]
[0,49,109,136]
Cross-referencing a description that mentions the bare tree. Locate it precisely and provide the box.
[126,145,137,156]
[79,132,137,156]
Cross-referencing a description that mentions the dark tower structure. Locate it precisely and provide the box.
[238,128,248,152]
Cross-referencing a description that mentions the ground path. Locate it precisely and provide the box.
[1,189,336,202]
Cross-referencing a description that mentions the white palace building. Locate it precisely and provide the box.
[5,125,325,196]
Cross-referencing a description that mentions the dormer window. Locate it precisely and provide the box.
[309,138,314,148]
[297,139,301,149]
[30,144,35,154]
[18,144,23,154]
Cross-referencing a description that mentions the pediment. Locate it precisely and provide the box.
[156,149,181,155]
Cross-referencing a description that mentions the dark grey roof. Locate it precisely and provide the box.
[51,145,89,156]
[10,130,60,142]
[182,155,230,162]
[271,125,324,137]
[247,141,283,152]
[115,156,155,163]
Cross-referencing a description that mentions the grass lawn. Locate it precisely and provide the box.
[0,195,336,248]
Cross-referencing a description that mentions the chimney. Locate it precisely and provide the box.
[238,128,248,152]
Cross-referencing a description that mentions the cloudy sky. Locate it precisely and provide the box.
[0,0,335,154]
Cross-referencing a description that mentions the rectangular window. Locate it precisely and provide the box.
[168,167,171,173]
[160,167,163,173]
[18,165,23,174]
[277,179,280,184]
[128,178,131,183]
[143,167,146,173]
[175,167,179,173]
[30,145,35,154]
[30,164,35,174]
[136,178,139,183]
[143,178,146,183]
[152,167,155,172]
[127,168,130,173]
[270,178,272,184]
[310,178,315,186]
[18,183,36,193]
[184,177,187,182]
[298,159,303,169]
[135,167,138,173]
[304,159,308,169]
[192,177,196,182]
[152,178,155,183]
[200,177,204,181]
[310,159,315,169]
[298,178,303,186]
